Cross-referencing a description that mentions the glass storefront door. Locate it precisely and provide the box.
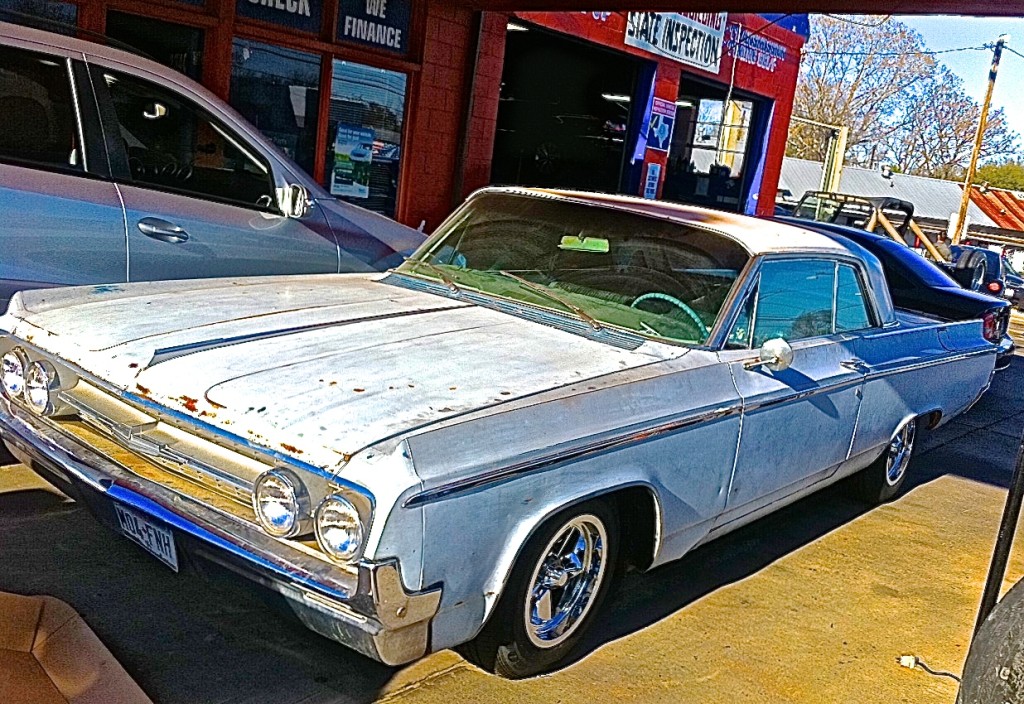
[662,80,765,212]
[105,12,204,81]
[325,59,407,218]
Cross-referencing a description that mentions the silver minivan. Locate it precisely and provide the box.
[0,21,426,311]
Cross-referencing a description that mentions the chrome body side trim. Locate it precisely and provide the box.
[403,404,741,508]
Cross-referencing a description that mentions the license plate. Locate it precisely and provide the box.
[114,504,179,572]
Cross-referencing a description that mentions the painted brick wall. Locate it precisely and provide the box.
[459,11,509,203]
[399,1,474,232]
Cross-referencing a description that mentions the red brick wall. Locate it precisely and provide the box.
[399,2,474,232]
[399,7,508,232]
[459,11,509,203]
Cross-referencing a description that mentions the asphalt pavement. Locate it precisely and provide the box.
[2,355,1024,704]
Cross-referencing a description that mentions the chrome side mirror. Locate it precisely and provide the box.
[280,184,311,219]
[744,338,794,373]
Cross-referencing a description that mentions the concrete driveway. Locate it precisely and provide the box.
[2,357,1023,704]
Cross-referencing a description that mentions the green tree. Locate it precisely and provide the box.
[976,160,1024,191]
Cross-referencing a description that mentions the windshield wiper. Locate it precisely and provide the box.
[408,259,460,293]
[497,270,602,331]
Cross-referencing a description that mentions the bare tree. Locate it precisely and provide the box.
[788,15,1019,178]
[788,16,935,166]
[884,67,1017,179]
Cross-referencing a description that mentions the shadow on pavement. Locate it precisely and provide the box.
[1,358,1021,700]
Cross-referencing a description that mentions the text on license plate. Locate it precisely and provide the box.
[114,504,179,572]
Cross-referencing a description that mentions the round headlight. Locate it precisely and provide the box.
[252,469,311,538]
[24,361,58,415]
[315,495,364,563]
[1,349,27,400]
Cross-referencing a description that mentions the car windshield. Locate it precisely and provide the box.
[396,192,749,346]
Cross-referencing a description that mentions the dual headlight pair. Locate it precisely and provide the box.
[252,469,364,563]
[1,348,58,415]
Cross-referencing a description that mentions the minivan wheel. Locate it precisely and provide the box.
[854,418,917,504]
[461,499,618,679]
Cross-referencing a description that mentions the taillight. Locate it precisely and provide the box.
[982,310,1005,343]
[988,280,1003,294]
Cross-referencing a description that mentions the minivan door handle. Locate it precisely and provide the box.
[137,217,189,244]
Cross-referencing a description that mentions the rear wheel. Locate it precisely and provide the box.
[854,417,917,504]
[462,500,618,679]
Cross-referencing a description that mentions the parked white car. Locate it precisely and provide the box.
[0,188,997,677]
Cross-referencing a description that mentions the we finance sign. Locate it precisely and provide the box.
[625,12,727,73]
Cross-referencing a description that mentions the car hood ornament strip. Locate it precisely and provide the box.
[147,304,474,368]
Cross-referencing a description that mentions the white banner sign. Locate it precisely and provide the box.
[625,12,728,73]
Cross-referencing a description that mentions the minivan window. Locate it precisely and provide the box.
[101,69,277,211]
[0,45,82,172]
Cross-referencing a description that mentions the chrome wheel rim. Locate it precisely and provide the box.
[524,514,608,649]
[885,419,917,486]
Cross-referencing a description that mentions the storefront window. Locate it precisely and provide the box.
[230,39,321,176]
[663,86,761,212]
[688,98,753,176]
[0,0,77,34]
[326,59,407,218]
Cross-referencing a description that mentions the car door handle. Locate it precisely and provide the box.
[137,217,189,244]
[840,358,870,373]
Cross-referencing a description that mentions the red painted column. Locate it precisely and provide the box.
[643,64,681,199]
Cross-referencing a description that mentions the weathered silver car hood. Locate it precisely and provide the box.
[2,275,683,470]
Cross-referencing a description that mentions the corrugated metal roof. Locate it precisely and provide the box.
[779,158,998,228]
[968,186,1024,231]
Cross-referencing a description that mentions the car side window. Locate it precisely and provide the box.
[835,264,873,332]
[0,46,83,172]
[751,259,835,347]
[100,69,276,211]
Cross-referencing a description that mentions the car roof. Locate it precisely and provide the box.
[478,187,851,257]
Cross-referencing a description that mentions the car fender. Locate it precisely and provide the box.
[422,477,663,652]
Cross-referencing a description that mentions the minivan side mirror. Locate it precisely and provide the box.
[279,184,311,219]
[744,338,794,373]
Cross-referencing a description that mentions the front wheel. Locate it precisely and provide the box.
[853,417,917,504]
[462,500,618,678]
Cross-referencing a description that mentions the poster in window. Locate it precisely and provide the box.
[331,124,375,198]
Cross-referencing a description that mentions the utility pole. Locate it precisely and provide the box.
[952,34,1009,245]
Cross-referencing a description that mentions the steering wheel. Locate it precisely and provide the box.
[631,292,709,337]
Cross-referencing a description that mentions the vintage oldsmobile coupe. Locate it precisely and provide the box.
[0,188,998,677]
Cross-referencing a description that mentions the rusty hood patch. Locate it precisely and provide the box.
[2,274,683,470]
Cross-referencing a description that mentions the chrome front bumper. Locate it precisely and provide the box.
[0,399,441,666]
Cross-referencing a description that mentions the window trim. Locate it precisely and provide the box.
[720,253,882,351]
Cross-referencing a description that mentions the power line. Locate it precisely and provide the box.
[802,45,990,57]
[1004,45,1024,63]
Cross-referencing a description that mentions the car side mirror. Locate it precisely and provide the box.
[744,338,794,373]
[280,184,311,219]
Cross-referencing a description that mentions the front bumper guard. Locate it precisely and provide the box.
[0,399,440,666]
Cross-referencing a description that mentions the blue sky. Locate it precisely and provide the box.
[899,15,1024,155]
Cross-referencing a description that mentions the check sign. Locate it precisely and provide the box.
[115,504,179,572]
